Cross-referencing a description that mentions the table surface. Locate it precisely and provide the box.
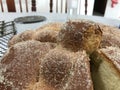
[0,12,120,33]
[0,12,120,59]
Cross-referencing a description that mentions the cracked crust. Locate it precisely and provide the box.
[57,20,102,54]
[98,24,120,48]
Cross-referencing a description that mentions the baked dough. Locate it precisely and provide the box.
[33,22,63,43]
[99,24,120,48]
[57,20,102,54]
[8,30,34,47]
[8,22,63,46]
[0,40,55,90]
[1,19,120,90]
[91,46,120,90]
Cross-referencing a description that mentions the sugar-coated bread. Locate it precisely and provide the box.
[91,46,120,90]
[33,29,58,43]
[35,48,93,90]
[8,30,34,47]
[0,40,56,90]
[8,22,63,46]
[0,42,93,90]
[33,22,63,43]
[1,19,120,90]
[58,20,102,54]
[99,24,120,48]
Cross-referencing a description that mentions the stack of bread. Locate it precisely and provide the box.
[0,19,120,90]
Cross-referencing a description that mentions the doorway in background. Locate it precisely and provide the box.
[93,0,107,16]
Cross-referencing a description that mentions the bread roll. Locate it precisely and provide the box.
[90,46,120,90]
[0,42,93,90]
[33,29,58,43]
[0,40,55,90]
[1,19,120,90]
[9,23,63,46]
[38,48,93,90]
[58,20,102,54]
[99,24,120,48]
[33,22,63,43]
[8,30,34,47]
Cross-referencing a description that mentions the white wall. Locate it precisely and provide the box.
[36,0,49,13]
[104,0,120,19]
[80,0,95,15]
[67,0,95,15]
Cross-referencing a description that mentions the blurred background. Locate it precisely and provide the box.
[0,0,120,19]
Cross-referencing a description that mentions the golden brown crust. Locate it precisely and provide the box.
[39,48,93,90]
[1,19,120,90]
[90,47,120,90]
[8,30,34,47]
[33,29,58,43]
[36,22,63,31]
[58,20,102,54]
[8,22,63,46]
[33,22,63,43]
[98,23,120,48]
[100,47,120,73]
[0,40,55,90]
[0,43,93,90]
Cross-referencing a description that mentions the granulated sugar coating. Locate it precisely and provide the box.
[0,40,56,90]
[100,46,120,71]
[0,19,120,90]
[8,30,35,47]
[98,24,120,48]
[33,22,63,43]
[57,20,102,54]
[40,48,93,90]
[33,29,58,43]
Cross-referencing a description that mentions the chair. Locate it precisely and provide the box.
[49,0,67,13]
[0,0,94,15]
[50,0,89,15]
[0,0,36,12]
